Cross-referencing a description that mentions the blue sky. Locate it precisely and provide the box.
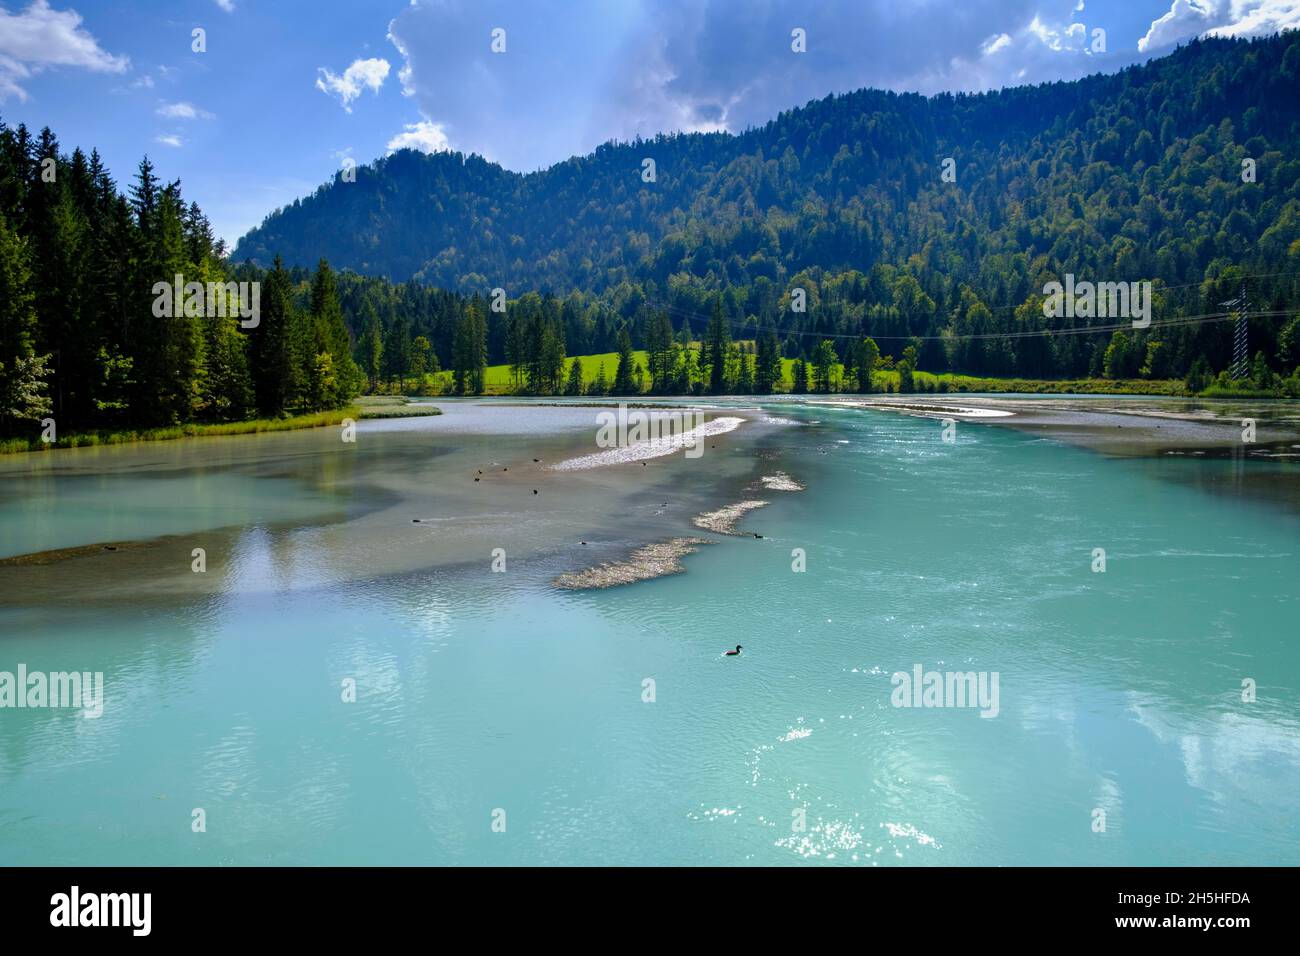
[2,0,1297,247]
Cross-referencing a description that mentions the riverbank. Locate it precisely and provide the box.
[0,398,443,455]
[815,394,1300,458]
[0,407,360,456]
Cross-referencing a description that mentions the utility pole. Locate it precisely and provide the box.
[1220,283,1250,380]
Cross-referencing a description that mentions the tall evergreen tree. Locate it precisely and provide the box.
[564,356,584,395]
[705,298,730,394]
[0,213,51,430]
[250,255,294,416]
[611,328,636,395]
[792,358,809,394]
[310,258,361,403]
[453,299,487,394]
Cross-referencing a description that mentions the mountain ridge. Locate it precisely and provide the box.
[232,32,1300,301]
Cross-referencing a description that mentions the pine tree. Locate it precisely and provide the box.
[383,315,410,390]
[310,259,361,403]
[754,328,779,394]
[646,310,676,392]
[705,298,730,394]
[611,328,636,394]
[0,213,51,429]
[356,304,383,392]
[792,358,809,394]
[564,356,584,395]
[152,187,204,425]
[199,307,254,422]
[539,318,566,394]
[453,299,487,395]
[737,349,755,394]
[250,255,294,416]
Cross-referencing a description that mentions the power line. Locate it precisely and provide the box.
[649,298,1291,343]
[927,269,1300,318]
[649,270,1300,342]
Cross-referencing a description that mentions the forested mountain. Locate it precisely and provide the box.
[229,32,1300,387]
[238,34,1300,296]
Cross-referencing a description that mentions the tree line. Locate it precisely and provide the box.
[0,118,370,436]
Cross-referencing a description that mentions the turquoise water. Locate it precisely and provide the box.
[1,401,1298,865]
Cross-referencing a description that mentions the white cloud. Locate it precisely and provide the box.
[315,57,390,112]
[156,100,214,120]
[1139,0,1300,53]
[0,0,129,101]
[1139,0,1217,52]
[1207,0,1300,38]
[1025,13,1095,52]
[155,133,183,148]
[386,119,450,154]
[981,33,1013,55]
[214,0,235,11]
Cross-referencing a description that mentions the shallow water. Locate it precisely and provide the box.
[1,399,1298,865]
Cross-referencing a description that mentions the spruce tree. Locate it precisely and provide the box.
[612,328,636,395]
[357,304,383,392]
[706,298,730,394]
[309,259,361,403]
[250,255,294,416]
[792,358,808,394]
[0,213,51,430]
[565,356,584,395]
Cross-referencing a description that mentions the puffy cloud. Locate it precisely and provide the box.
[386,119,450,155]
[315,57,390,112]
[214,0,235,11]
[1207,0,1300,38]
[0,0,128,101]
[156,100,214,120]
[1139,0,1217,52]
[1139,0,1300,53]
